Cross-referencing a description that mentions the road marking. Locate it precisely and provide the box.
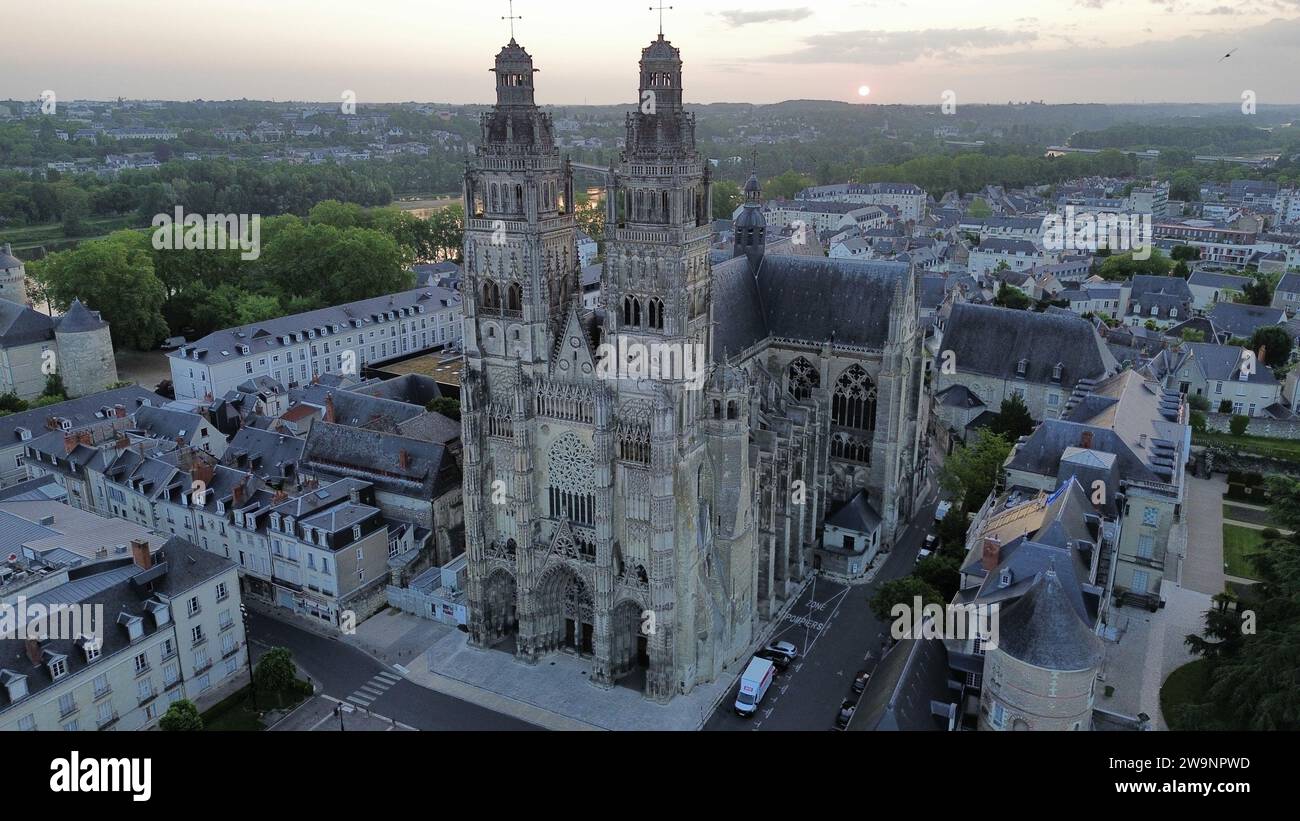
[347,695,372,707]
[359,685,384,696]
[376,671,401,684]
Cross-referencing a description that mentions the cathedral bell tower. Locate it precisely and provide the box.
[462,37,577,381]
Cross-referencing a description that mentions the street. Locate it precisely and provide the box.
[705,498,939,731]
[246,610,539,731]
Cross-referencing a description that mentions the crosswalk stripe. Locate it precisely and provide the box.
[347,695,372,706]
[359,685,384,696]
[375,671,400,683]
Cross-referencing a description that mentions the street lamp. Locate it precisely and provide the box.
[240,603,257,709]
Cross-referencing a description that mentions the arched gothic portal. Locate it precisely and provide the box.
[610,599,650,682]
[481,568,518,649]
[535,566,595,656]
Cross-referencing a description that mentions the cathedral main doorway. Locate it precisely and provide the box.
[481,568,518,651]
[537,566,594,657]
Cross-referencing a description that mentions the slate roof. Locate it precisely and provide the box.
[0,297,54,348]
[711,251,910,361]
[1276,272,1300,295]
[169,286,459,365]
[824,489,881,534]
[54,299,108,333]
[1206,301,1285,339]
[1187,270,1251,291]
[849,638,955,732]
[288,384,424,433]
[220,425,306,479]
[302,422,460,499]
[942,303,1117,386]
[997,570,1104,671]
[0,386,162,446]
[131,405,204,441]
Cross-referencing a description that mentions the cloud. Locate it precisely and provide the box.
[718,7,813,27]
[761,27,1039,64]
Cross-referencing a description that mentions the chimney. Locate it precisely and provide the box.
[1258,346,1267,368]
[113,404,126,418]
[64,433,78,454]
[324,393,336,424]
[232,483,245,507]
[130,538,152,571]
[398,449,410,470]
[981,536,1002,572]
[25,638,42,666]
[1080,430,1094,450]
[77,430,93,448]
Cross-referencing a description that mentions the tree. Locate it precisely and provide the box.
[869,576,943,622]
[1098,249,1174,281]
[989,393,1035,440]
[42,372,66,400]
[1187,393,1210,412]
[29,231,169,350]
[712,180,742,220]
[159,698,204,731]
[1218,399,1233,414]
[0,393,27,414]
[1170,170,1200,202]
[939,429,1012,513]
[935,503,970,552]
[967,198,992,218]
[254,647,296,701]
[1170,244,1201,262]
[1180,328,1206,343]
[426,397,461,421]
[993,284,1031,310]
[915,554,961,600]
[1229,415,1249,436]
[1249,325,1292,368]
[763,170,814,201]
[1237,276,1273,306]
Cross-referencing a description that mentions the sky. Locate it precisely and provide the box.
[4,0,1300,106]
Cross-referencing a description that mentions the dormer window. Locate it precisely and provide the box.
[1150,305,1158,317]
[118,612,143,642]
[47,656,68,680]
[79,636,101,662]
[353,524,362,541]
[271,513,281,531]
[2,672,28,702]
[999,569,1012,588]
[1052,362,1063,382]
[1016,359,1028,377]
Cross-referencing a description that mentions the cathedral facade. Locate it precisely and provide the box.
[460,33,929,703]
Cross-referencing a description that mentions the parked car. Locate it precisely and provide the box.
[852,670,871,694]
[834,698,857,729]
[915,547,933,564]
[764,640,798,662]
[923,534,938,550]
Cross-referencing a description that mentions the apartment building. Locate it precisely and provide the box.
[168,285,463,401]
[0,537,247,731]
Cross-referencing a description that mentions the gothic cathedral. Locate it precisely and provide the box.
[461,32,929,703]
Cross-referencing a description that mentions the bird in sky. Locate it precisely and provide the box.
[1219,48,1238,63]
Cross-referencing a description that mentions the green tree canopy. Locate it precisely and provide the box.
[1097,249,1173,281]
[870,576,944,622]
[939,429,1012,513]
[159,698,204,731]
[29,230,169,350]
[989,393,1035,440]
[254,647,296,695]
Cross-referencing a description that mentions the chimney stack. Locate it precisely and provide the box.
[130,538,152,571]
[114,404,126,418]
[77,430,93,448]
[981,536,1002,572]
[232,483,245,507]
[1080,430,1094,450]
[63,433,78,454]
[24,637,42,666]
[398,449,410,470]
[324,393,336,424]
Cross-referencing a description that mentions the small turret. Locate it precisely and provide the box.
[733,170,766,267]
[54,299,118,398]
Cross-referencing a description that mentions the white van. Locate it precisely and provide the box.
[734,657,776,717]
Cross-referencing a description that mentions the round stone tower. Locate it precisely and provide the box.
[54,298,118,398]
[0,243,27,306]
[977,569,1104,731]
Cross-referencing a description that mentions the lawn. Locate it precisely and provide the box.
[1194,430,1300,462]
[200,686,265,731]
[200,679,313,731]
[0,215,145,252]
[1221,523,1264,581]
